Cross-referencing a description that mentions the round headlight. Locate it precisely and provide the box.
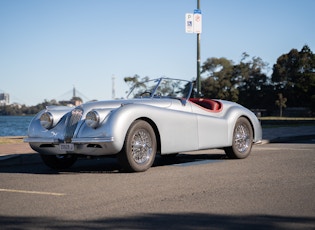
[85,111,100,128]
[40,112,54,129]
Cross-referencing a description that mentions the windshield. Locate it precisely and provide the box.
[127,78,193,99]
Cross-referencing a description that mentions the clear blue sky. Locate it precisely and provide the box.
[1,0,314,106]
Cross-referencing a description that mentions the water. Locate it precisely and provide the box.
[0,116,34,136]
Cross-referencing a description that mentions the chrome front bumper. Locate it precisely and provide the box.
[24,137,119,156]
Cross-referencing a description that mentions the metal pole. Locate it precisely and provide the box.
[196,0,201,97]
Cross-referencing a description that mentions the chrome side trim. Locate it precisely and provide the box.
[24,138,59,143]
[24,137,114,144]
[71,137,114,143]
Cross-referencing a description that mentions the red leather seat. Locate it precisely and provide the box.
[189,98,221,111]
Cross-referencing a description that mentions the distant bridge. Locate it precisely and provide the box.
[55,86,91,103]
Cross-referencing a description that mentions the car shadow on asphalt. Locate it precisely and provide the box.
[0,153,226,174]
[1,213,314,230]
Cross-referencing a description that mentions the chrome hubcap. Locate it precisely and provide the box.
[131,129,153,164]
[234,124,250,153]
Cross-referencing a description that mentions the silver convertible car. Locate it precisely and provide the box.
[25,78,262,172]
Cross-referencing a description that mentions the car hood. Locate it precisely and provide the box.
[79,98,173,112]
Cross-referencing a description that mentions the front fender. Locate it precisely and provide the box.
[26,107,73,139]
[224,105,262,145]
[75,104,154,153]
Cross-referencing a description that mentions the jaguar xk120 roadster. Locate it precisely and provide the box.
[25,78,262,172]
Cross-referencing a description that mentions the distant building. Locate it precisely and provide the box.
[0,93,10,105]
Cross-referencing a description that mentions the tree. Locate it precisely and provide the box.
[201,57,238,101]
[124,75,150,87]
[235,53,270,109]
[124,75,151,94]
[124,74,141,87]
[201,54,270,109]
[275,93,287,117]
[272,45,315,108]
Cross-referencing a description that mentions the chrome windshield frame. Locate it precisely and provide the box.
[127,78,193,101]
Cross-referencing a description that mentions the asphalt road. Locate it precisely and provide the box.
[0,143,315,229]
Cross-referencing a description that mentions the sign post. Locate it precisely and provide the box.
[186,0,202,96]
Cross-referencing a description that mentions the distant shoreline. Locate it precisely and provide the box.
[0,115,34,117]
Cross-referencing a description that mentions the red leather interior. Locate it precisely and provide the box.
[189,98,222,111]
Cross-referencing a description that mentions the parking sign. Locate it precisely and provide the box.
[185,10,202,34]
[185,13,194,33]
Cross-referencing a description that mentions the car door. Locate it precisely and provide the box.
[190,104,229,149]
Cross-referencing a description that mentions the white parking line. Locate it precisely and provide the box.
[0,188,65,196]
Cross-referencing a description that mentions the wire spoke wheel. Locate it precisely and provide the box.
[224,117,253,159]
[234,123,251,153]
[119,120,157,172]
[131,129,153,164]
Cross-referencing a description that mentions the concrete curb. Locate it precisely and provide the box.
[269,134,315,143]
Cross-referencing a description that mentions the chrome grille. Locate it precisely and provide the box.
[64,109,83,142]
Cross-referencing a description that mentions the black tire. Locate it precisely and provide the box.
[118,120,157,172]
[40,154,77,170]
[224,117,253,159]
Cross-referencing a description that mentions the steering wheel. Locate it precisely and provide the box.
[140,91,152,97]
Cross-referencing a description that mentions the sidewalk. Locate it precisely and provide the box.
[262,125,315,143]
[1,125,315,166]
